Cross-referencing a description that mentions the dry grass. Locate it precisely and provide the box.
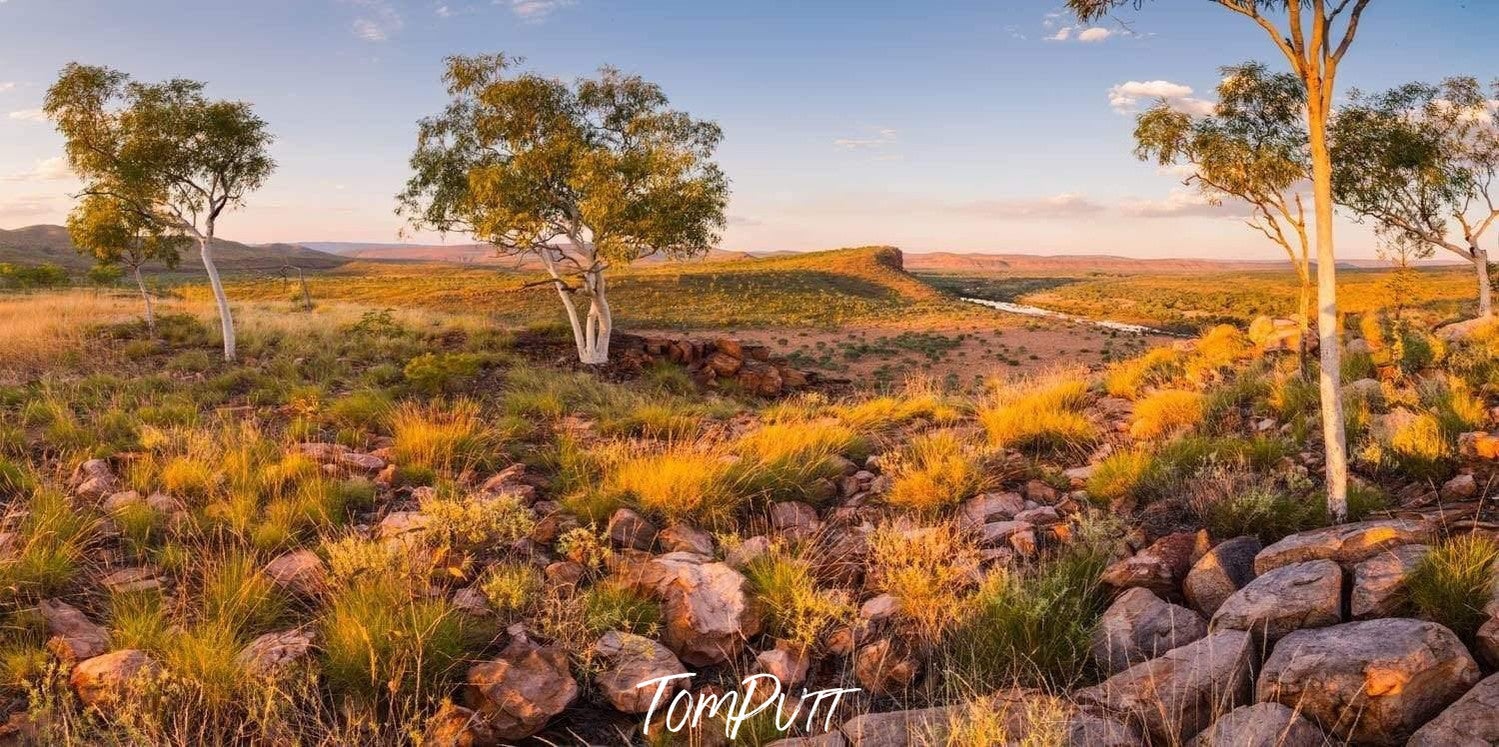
[1129,389,1205,440]
[884,429,994,513]
[979,369,1097,454]
[867,522,981,643]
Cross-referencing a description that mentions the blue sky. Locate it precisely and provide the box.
[0,0,1494,258]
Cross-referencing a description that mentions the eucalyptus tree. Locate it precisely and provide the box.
[44,63,275,361]
[398,54,729,364]
[1135,62,1314,361]
[1332,77,1499,318]
[67,194,188,335]
[1068,0,1374,521]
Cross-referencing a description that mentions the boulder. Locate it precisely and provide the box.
[235,629,315,676]
[767,734,847,747]
[659,524,714,555]
[376,511,432,545]
[859,594,900,623]
[854,638,919,696]
[1343,377,1383,403]
[1441,473,1478,501]
[1209,560,1342,642]
[1408,671,1499,746]
[38,599,108,662]
[336,451,387,472]
[464,637,578,740]
[1183,536,1261,616]
[769,501,820,539]
[451,587,491,616]
[101,490,143,513]
[1091,587,1208,675]
[264,549,328,596]
[1459,431,1499,460]
[629,551,762,666]
[593,631,687,714]
[757,644,812,688]
[1352,544,1429,619]
[1101,531,1207,599]
[1254,519,1432,574]
[1248,316,1306,352]
[422,701,498,747]
[71,650,156,706]
[99,567,163,594]
[726,535,771,570]
[68,458,116,500]
[1436,316,1494,341]
[840,705,959,747]
[1476,617,1499,668]
[607,508,658,551]
[1257,618,1480,745]
[1185,702,1326,747]
[957,492,1025,529]
[1075,630,1255,745]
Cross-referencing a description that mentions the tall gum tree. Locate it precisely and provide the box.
[1332,77,1499,318]
[1134,62,1315,364]
[67,194,188,335]
[398,54,729,365]
[44,63,275,361]
[1069,0,1372,523]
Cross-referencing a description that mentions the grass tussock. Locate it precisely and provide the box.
[979,370,1097,455]
[1129,389,1205,440]
[1408,533,1499,643]
[883,430,996,513]
[867,522,981,643]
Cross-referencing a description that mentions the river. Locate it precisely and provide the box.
[960,297,1179,336]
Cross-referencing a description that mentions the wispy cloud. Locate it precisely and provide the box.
[0,157,72,183]
[1108,80,1215,116]
[7,109,45,122]
[833,127,897,151]
[507,0,574,22]
[345,0,403,41]
[956,193,1106,219]
[1076,27,1114,42]
[0,83,16,94]
[1120,189,1251,219]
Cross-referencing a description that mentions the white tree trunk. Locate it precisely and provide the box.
[133,265,156,336]
[538,247,613,364]
[1474,248,1493,318]
[199,226,237,362]
[1308,93,1349,523]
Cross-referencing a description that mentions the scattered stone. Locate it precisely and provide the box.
[71,650,156,707]
[854,638,919,696]
[770,501,820,539]
[337,451,386,472]
[1436,316,1493,341]
[767,733,846,747]
[980,520,1033,547]
[1476,617,1499,669]
[1441,473,1478,501]
[607,508,658,551]
[1024,479,1058,504]
[39,599,109,661]
[757,644,812,688]
[725,535,771,570]
[1343,378,1383,403]
[1075,630,1255,745]
[544,561,585,588]
[859,594,900,623]
[464,637,578,740]
[101,490,143,513]
[1014,506,1061,525]
[1248,316,1307,353]
[296,442,346,460]
[264,550,328,596]
[1459,431,1499,460]
[69,459,116,500]
[1408,671,1499,746]
[1091,587,1208,675]
[840,705,959,747]
[1183,536,1261,616]
[593,631,687,713]
[451,587,491,616]
[376,511,432,545]
[99,567,163,594]
[1253,519,1432,574]
[1185,702,1326,747]
[1101,531,1207,599]
[423,701,497,747]
[659,524,714,555]
[1352,544,1429,619]
[1257,618,1479,745]
[629,552,762,666]
[235,629,314,676]
[1210,560,1342,642]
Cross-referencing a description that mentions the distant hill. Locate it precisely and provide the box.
[902,251,1461,274]
[300,240,753,266]
[0,225,352,273]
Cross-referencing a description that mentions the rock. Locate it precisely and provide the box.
[962,690,1143,747]
[452,587,491,616]
[1183,536,1261,616]
[376,511,432,544]
[423,701,498,747]
[1075,630,1254,745]
[1248,316,1306,352]
[297,442,346,460]
[1101,531,1207,599]
[1352,544,1429,619]
[1476,617,1499,668]
[1014,506,1061,525]
[1408,671,1499,746]
[71,650,156,706]
[1091,587,1208,675]
[1343,377,1383,403]
[607,508,658,551]
[659,524,714,555]
[337,451,387,472]
[859,594,900,623]
[264,550,327,596]
[101,490,143,513]
[854,638,919,696]
[767,734,846,747]
[1063,464,1096,483]
[726,535,771,570]
[1257,618,1480,745]
[1459,431,1499,460]
[737,360,784,397]
[1441,473,1478,500]
[1024,479,1058,504]
[100,567,163,594]
[543,561,585,588]
[464,637,578,740]
[1185,702,1326,747]
[235,629,315,676]
[770,501,820,539]
[840,706,959,747]
[980,520,1033,547]
[1209,560,1342,642]
[957,492,1023,530]
[630,552,762,666]
[757,644,812,688]
[69,458,116,500]
[1436,317,1493,341]
[39,599,109,661]
[593,631,687,714]
[1254,519,1432,574]
[705,350,743,377]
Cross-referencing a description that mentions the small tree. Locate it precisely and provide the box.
[399,54,729,364]
[44,63,275,361]
[68,195,187,335]
[1332,77,1499,318]
[1135,62,1314,363]
[1378,230,1427,322]
[1068,0,1374,522]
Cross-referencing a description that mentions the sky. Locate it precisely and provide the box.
[0,0,1494,259]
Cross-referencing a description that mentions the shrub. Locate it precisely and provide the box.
[1187,468,1322,543]
[979,371,1097,454]
[606,445,738,526]
[883,430,993,513]
[731,420,868,505]
[581,581,662,636]
[403,352,483,395]
[478,562,544,621]
[320,582,476,701]
[867,522,981,643]
[1103,347,1182,399]
[1408,534,1499,643]
[419,491,535,551]
[744,550,851,647]
[1129,389,1204,440]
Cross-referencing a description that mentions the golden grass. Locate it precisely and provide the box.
[1103,347,1183,399]
[884,429,994,513]
[867,522,981,643]
[979,369,1097,453]
[1129,389,1205,440]
[605,443,739,525]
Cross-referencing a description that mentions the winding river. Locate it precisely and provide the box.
[960,296,1179,336]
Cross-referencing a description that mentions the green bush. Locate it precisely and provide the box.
[1408,534,1499,643]
[402,352,483,395]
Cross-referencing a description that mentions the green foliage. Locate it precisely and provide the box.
[0,263,70,290]
[1408,534,1499,643]
[402,352,483,395]
[581,581,662,636]
[744,549,851,647]
[320,581,476,701]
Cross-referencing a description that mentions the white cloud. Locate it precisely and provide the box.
[833,127,897,151]
[7,109,45,122]
[0,83,15,94]
[507,0,574,21]
[1077,27,1114,42]
[957,193,1107,219]
[0,157,71,182]
[435,4,453,17]
[1046,27,1073,41]
[1120,189,1251,219]
[1108,80,1215,116]
[345,0,402,41]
